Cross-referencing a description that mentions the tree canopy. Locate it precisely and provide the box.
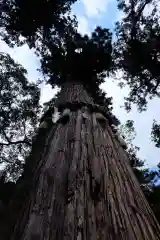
[40,26,113,102]
[114,0,160,112]
[114,0,160,148]
[0,0,77,48]
[151,120,160,147]
[0,52,41,180]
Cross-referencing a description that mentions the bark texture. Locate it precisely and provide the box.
[11,83,160,240]
[55,81,94,107]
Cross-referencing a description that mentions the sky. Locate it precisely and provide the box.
[0,0,160,168]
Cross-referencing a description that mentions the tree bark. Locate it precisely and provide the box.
[11,82,160,240]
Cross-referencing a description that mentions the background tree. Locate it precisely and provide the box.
[151,120,160,147]
[119,120,160,224]
[118,119,136,144]
[0,52,41,180]
[147,182,160,224]
[128,145,160,223]
[118,119,158,189]
[114,0,160,149]
[114,0,160,112]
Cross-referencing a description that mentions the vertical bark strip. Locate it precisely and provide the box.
[12,83,160,240]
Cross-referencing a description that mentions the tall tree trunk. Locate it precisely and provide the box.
[12,82,160,240]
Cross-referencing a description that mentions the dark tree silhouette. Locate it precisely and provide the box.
[114,0,160,112]
[0,52,41,180]
[0,0,77,48]
[151,120,160,147]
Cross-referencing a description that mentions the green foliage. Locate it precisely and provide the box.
[151,120,160,147]
[119,119,136,144]
[43,90,61,112]
[0,0,77,48]
[120,122,160,222]
[1,117,55,239]
[126,144,160,225]
[0,52,41,180]
[119,120,160,211]
[147,185,160,223]
[114,0,160,112]
[145,163,160,223]
[41,26,113,97]
[1,1,113,113]
[120,124,158,191]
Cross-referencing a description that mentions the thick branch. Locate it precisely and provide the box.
[0,140,31,146]
[1,130,31,147]
[130,0,151,39]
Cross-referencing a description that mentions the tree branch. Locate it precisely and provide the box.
[137,0,151,19]
[130,0,151,40]
[1,130,32,147]
[0,140,31,146]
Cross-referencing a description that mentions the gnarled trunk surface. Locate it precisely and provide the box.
[55,81,94,107]
[12,83,160,240]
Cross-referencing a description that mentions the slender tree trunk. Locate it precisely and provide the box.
[12,82,160,240]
